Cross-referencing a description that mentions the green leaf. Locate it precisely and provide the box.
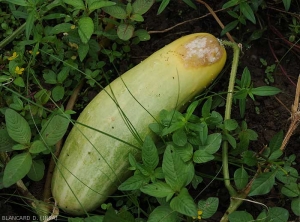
[102,5,127,19]
[268,207,289,222]
[269,130,283,153]
[170,188,197,217]
[222,0,239,9]
[13,77,25,87]
[84,215,104,222]
[9,95,23,111]
[57,67,70,83]
[251,86,281,96]
[291,197,300,216]
[43,70,57,84]
[89,1,116,12]
[240,2,256,24]
[27,159,45,181]
[5,109,31,144]
[78,43,90,62]
[50,23,73,35]
[140,181,175,198]
[198,122,208,145]
[224,132,237,148]
[276,166,298,184]
[118,174,148,191]
[130,14,144,22]
[26,10,36,40]
[249,171,276,196]
[157,0,170,15]
[282,0,291,11]
[5,0,28,6]
[172,129,187,146]
[200,133,222,154]
[148,205,178,222]
[234,167,249,190]
[134,29,150,41]
[162,121,185,136]
[193,150,214,164]
[78,17,94,44]
[185,100,199,121]
[198,197,219,219]
[182,0,196,9]
[117,24,134,41]
[173,143,193,162]
[12,144,28,150]
[29,140,47,154]
[202,97,212,118]
[241,151,257,166]
[162,145,189,191]
[64,0,85,9]
[3,152,32,187]
[132,0,155,15]
[0,129,15,152]
[41,114,69,146]
[221,20,239,36]
[52,85,65,102]
[224,119,238,131]
[281,182,300,197]
[228,211,254,222]
[142,135,159,170]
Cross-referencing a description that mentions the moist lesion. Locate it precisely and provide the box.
[177,35,224,68]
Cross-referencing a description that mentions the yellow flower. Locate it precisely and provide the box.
[71,25,76,29]
[8,52,18,61]
[15,66,25,75]
[192,210,203,220]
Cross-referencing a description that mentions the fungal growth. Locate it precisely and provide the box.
[176,35,224,68]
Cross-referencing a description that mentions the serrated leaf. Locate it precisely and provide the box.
[198,197,219,219]
[117,24,134,41]
[132,0,154,15]
[148,205,178,222]
[228,211,254,222]
[57,67,70,83]
[5,109,31,144]
[29,140,47,154]
[52,85,64,102]
[118,174,148,191]
[140,181,175,198]
[172,129,187,146]
[78,43,90,62]
[170,188,197,217]
[89,1,116,12]
[27,159,45,181]
[291,197,300,216]
[102,5,127,19]
[41,114,69,146]
[64,0,85,9]
[78,17,94,44]
[3,152,32,187]
[142,135,159,170]
[249,171,276,196]
[0,129,15,152]
[234,167,249,190]
[163,145,189,191]
[193,150,214,163]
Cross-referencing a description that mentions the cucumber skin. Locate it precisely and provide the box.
[51,33,227,215]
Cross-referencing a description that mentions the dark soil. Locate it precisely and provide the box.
[2,1,300,221]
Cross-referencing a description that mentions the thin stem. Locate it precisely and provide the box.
[0,23,26,49]
[221,40,241,196]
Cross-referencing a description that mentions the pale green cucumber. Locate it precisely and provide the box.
[51,33,227,215]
